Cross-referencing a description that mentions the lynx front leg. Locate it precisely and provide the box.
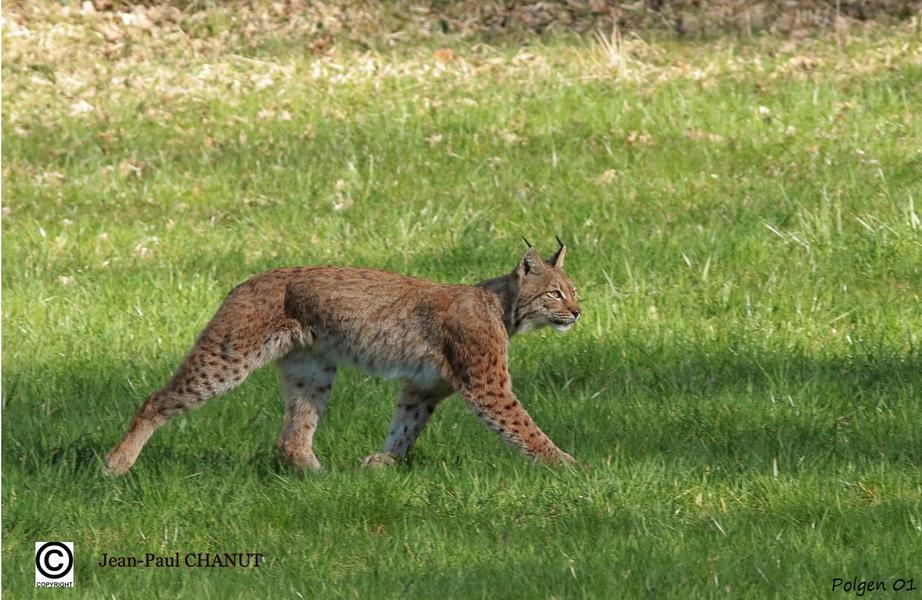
[464,383,574,465]
[276,353,335,471]
[362,385,451,468]
[444,334,574,465]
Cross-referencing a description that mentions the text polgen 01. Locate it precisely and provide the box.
[832,578,916,595]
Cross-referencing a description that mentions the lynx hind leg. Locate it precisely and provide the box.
[276,353,336,471]
[362,385,451,468]
[443,325,574,465]
[105,313,306,476]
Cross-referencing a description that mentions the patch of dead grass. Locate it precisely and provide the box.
[2,4,920,129]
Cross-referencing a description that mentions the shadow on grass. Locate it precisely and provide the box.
[523,335,921,466]
[3,337,920,477]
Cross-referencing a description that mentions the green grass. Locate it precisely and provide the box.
[3,12,922,598]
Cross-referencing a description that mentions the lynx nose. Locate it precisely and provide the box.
[572,310,581,321]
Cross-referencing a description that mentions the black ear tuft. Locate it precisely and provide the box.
[549,237,567,269]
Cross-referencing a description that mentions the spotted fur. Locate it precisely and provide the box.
[104,244,581,475]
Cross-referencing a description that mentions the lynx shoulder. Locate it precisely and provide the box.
[104,241,581,475]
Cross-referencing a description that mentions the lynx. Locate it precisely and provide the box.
[104,240,581,475]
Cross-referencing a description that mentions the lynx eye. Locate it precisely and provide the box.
[547,290,564,299]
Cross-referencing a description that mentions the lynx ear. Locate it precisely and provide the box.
[549,236,566,269]
[517,247,544,278]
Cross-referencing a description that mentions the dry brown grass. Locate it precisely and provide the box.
[3,3,920,130]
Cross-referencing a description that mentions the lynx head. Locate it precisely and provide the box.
[513,238,581,334]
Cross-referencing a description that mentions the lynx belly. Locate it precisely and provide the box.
[310,331,444,387]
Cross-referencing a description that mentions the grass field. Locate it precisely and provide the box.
[3,6,922,598]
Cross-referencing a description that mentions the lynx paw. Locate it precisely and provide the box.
[361,453,397,469]
[278,447,323,472]
[103,450,132,477]
[543,450,576,467]
[559,451,577,466]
